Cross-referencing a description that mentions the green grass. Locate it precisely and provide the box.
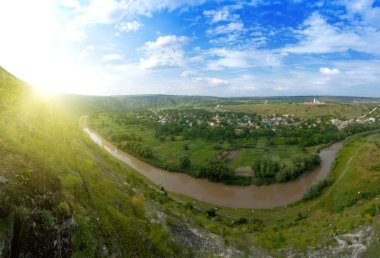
[217,102,372,119]
[158,132,380,253]
[90,115,309,174]
[0,67,188,257]
[230,144,303,170]
[93,121,221,165]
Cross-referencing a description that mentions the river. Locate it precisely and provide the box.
[84,128,342,209]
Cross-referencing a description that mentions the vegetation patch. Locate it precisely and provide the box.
[89,107,380,185]
[303,178,333,201]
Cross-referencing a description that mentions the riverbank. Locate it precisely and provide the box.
[83,127,380,254]
[84,128,342,209]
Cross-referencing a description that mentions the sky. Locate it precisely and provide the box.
[0,0,380,97]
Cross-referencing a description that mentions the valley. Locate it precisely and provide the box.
[1,67,380,257]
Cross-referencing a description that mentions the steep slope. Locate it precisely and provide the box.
[0,67,191,257]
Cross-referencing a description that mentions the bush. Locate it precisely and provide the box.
[179,155,191,169]
[213,143,222,150]
[166,164,180,172]
[199,160,233,182]
[234,217,248,225]
[121,142,153,158]
[57,201,71,220]
[303,178,333,201]
[253,153,322,183]
[206,208,217,217]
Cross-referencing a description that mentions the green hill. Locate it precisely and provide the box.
[0,67,192,257]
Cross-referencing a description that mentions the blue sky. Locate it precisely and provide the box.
[0,0,380,96]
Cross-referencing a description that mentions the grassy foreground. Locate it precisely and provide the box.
[155,131,380,255]
[0,68,190,257]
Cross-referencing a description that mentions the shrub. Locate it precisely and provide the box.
[303,178,333,201]
[179,155,191,169]
[206,208,217,217]
[199,160,233,182]
[234,217,248,225]
[213,143,222,150]
[57,201,71,220]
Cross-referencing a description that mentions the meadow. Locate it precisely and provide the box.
[215,102,374,119]
[89,113,312,180]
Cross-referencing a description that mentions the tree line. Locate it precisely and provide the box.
[252,153,321,184]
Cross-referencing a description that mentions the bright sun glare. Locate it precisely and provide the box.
[0,0,105,94]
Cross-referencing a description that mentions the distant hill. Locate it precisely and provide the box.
[55,93,222,113]
[55,93,380,115]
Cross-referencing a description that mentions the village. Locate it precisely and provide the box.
[133,105,378,132]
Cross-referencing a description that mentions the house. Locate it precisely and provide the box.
[304,98,325,105]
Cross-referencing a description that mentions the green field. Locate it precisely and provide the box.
[216,102,373,119]
[161,132,380,255]
[90,114,310,175]
[230,139,304,170]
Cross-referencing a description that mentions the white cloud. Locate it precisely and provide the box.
[58,0,81,9]
[284,12,361,54]
[204,9,231,23]
[320,67,341,75]
[54,0,206,41]
[206,48,282,70]
[181,70,198,77]
[283,12,380,55]
[80,45,95,59]
[119,20,141,32]
[140,35,189,69]
[194,77,229,86]
[273,86,289,91]
[101,54,123,62]
[120,0,206,17]
[341,0,380,29]
[246,0,266,7]
[342,0,374,15]
[143,35,188,50]
[207,21,244,35]
[74,0,121,26]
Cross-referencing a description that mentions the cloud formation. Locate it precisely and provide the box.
[320,67,341,75]
[194,77,230,86]
[140,35,189,69]
[102,54,123,63]
[119,21,141,32]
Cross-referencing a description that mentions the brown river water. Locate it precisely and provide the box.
[84,128,343,209]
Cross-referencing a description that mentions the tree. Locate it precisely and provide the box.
[179,155,191,169]
[199,160,233,182]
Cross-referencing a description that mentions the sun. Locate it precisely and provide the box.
[0,0,101,95]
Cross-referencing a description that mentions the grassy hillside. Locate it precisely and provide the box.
[0,67,192,257]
